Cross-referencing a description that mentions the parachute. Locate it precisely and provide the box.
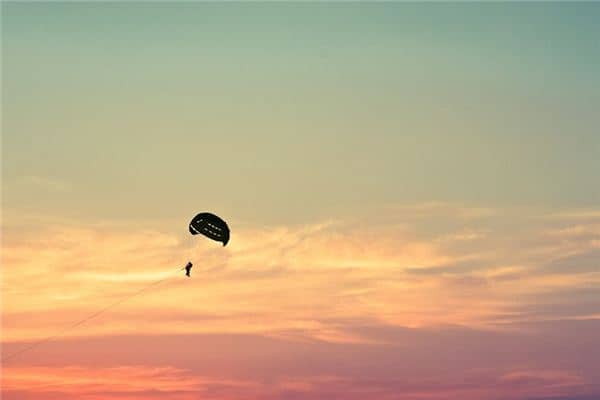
[189,212,230,246]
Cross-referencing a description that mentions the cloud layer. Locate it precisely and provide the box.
[2,204,599,399]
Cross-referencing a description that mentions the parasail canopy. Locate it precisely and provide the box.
[189,212,230,246]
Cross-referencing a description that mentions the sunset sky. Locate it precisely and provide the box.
[2,3,600,400]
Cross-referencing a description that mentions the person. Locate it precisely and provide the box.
[184,261,193,277]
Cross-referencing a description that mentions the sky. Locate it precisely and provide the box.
[1,2,600,400]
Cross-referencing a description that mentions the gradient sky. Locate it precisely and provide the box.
[2,3,600,400]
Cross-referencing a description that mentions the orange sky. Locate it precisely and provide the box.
[3,204,600,399]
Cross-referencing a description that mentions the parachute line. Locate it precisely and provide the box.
[3,211,230,363]
[1,266,184,363]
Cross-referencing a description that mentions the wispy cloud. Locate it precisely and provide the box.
[16,175,72,192]
[2,205,600,342]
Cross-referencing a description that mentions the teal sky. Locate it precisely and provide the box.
[3,3,600,225]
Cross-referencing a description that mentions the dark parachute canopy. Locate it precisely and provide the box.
[189,212,230,246]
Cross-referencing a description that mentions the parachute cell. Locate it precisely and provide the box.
[189,212,230,246]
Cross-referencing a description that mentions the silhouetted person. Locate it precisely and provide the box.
[185,262,193,277]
